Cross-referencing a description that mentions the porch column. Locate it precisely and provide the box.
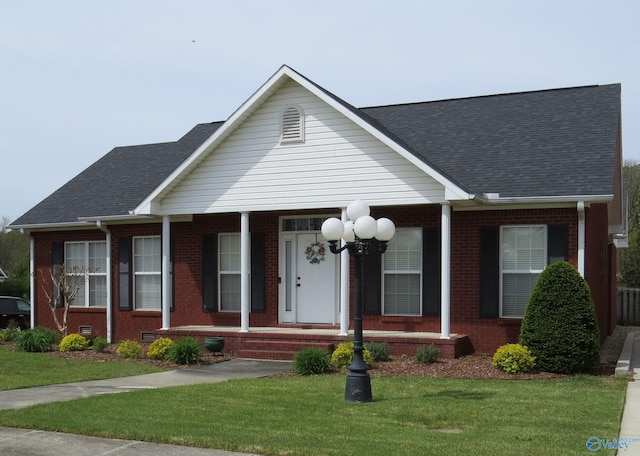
[96,221,112,343]
[240,212,250,333]
[161,216,171,330]
[440,202,451,339]
[577,201,585,277]
[339,208,350,336]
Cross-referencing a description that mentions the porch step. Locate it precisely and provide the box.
[237,340,335,361]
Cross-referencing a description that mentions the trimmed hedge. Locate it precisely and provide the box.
[520,261,600,374]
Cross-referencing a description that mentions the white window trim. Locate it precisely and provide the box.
[499,225,547,319]
[218,233,242,313]
[133,236,161,311]
[65,241,107,308]
[280,105,305,144]
[382,227,423,317]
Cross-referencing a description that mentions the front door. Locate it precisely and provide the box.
[279,224,339,324]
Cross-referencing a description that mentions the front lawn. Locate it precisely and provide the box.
[0,345,164,390]
[0,374,626,456]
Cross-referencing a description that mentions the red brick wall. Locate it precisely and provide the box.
[31,204,615,352]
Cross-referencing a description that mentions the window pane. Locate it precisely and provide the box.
[220,274,241,311]
[220,234,241,272]
[134,237,161,273]
[384,229,422,271]
[89,242,107,271]
[65,243,86,269]
[89,276,107,307]
[384,274,421,315]
[135,275,161,310]
[502,273,539,317]
[70,283,86,307]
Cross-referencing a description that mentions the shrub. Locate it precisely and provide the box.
[16,327,56,352]
[0,330,5,343]
[293,347,332,375]
[116,339,142,359]
[165,337,202,365]
[520,261,600,374]
[492,343,535,374]
[331,342,373,369]
[59,333,89,352]
[365,342,391,362]
[92,337,109,353]
[147,337,174,360]
[416,344,439,364]
[2,326,21,342]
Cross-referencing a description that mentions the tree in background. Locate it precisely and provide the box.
[0,217,30,298]
[620,161,640,287]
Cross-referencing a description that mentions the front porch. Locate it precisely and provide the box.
[156,326,474,360]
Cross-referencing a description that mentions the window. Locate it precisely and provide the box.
[500,226,546,318]
[281,106,304,143]
[64,241,107,307]
[133,236,161,311]
[219,233,241,312]
[383,228,422,316]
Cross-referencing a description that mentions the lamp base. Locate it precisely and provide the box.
[344,371,372,403]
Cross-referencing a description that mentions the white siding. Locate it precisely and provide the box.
[159,80,447,214]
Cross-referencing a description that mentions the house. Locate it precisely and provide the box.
[10,65,625,359]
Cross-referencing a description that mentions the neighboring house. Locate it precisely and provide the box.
[0,267,7,283]
[10,65,625,358]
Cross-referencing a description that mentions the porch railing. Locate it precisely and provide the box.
[617,287,640,326]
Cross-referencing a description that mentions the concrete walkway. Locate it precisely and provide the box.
[616,331,640,455]
[0,359,291,456]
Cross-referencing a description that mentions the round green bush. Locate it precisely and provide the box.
[165,337,202,365]
[116,339,142,359]
[59,333,89,352]
[416,344,439,364]
[92,336,109,352]
[492,343,535,374]
[331,342,374,369]
[16,327,56,352]
[365,342,391,362]
[146,337,174,360]
[520,261,600,374]
[293,347,332,375]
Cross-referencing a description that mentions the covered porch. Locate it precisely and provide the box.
[156,325,474,360]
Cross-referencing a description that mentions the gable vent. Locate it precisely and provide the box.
[281,106,304,143]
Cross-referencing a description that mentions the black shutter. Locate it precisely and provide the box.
[250,233,266,313]
[363,241,382,315]
[479,227,500,318]
[51,242,65,308]
[118,237,132,311]
[202,234,217,312]
[422,227,441,316]
[547,225,569,264]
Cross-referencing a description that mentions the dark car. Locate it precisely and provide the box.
[0,296,31,330]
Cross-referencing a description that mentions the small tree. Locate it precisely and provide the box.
[39,264,90,337]
[520,261,600,374]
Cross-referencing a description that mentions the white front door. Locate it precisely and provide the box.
[279,229,339,324]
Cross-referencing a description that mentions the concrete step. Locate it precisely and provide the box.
[237,349,298,360]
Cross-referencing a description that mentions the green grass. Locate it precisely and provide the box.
[0,374,626,456]
[0,345,164,390]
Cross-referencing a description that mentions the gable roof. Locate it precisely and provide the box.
[10,66,622,229]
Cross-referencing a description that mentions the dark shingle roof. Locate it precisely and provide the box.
[11,122,222,226]
[362,84,621,198]
[11,82,621,228]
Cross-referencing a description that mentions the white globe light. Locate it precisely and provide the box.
[321,217,344,241]
[354,215,378,239]
[376,218,396,241]
[346,199,370,221]
[342,221,355,242]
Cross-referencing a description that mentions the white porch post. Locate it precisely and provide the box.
[240,212,250,333]
[161,216,171,330]
[440,202,451,339]
[577,201,586,277]
[339,207,350,336]
[96,221,113,342]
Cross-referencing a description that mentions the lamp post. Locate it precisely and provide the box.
[321,200,395,402]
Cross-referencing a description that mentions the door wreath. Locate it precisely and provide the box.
[305,241,326,264]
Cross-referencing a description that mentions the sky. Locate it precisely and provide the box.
[1,0,639,223]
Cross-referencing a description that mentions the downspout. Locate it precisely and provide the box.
[577,201,585,277]
[96,221,113,343]
[28,233,35,329]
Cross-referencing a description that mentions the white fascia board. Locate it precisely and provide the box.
[133,66,471,216]
[473,194,614,205]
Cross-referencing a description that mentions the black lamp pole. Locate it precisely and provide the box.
[328,238,388,403]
